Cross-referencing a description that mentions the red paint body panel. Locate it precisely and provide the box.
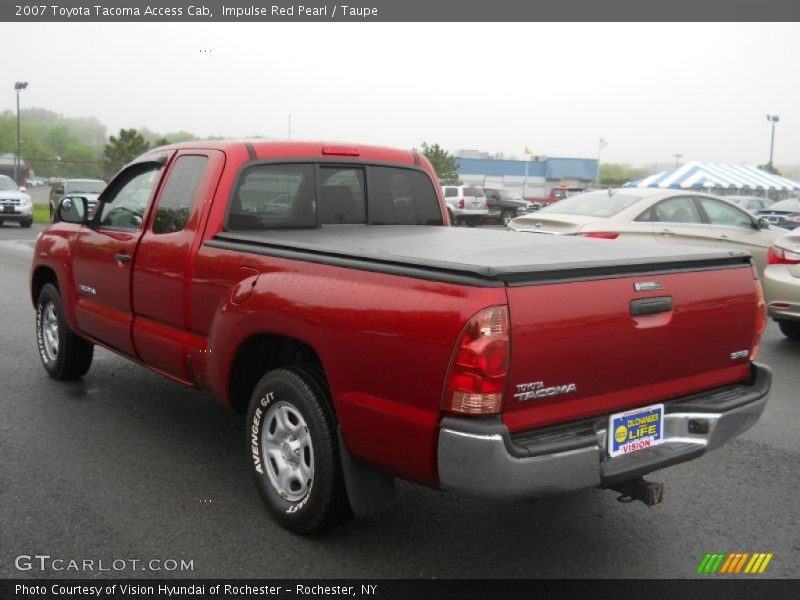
[30,139,760,490]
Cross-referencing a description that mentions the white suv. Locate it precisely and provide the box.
[441,185,488,227]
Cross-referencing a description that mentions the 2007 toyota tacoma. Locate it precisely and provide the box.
[31,140,770,533]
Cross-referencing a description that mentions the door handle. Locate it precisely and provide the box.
[115,252,132,263]
[659,228,673,234]
[630,296,673,316]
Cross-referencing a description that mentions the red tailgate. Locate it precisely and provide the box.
[503,266,757,433]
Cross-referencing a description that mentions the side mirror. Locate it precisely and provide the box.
[19,186,27,193]
[58,196,89,224]
[756,217,770,230]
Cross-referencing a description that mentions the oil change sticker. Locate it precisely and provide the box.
[608,404,664,457]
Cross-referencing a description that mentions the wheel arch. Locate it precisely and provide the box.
[31,265,59,307]
[227,333,329,415]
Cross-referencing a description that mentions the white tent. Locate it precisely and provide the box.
[626,162,800,192]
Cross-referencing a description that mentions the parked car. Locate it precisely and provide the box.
[726,196,775,213]
[32,140,769,533]
[441,184,488,226]
[0,174,33,227]
[49,178,106,222]
[508,188,782,274]
[756,198,800,230]
[481,188,533,225]
[526,186,588,210]
[762,232,800,339]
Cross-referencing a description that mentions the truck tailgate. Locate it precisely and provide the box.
[504,265,757,433]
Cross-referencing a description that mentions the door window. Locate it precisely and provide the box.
[640,196,703,224]
[698,198,753,228]
[97,166,162,230]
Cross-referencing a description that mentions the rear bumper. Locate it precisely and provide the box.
[763,264,800,322]
[437,363,771,499]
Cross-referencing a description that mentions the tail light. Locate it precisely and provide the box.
[458,199,465,209]
[578,232,620,240]
[792,216,800,223]
[443,306,510,415]
[767,245,800,265]
[751,278,767,362]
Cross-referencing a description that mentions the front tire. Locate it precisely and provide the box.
[501,210,516,226]
[36,283,94,379]
[777,319,800,340]
[246,365,351,534]
[20,218,33,228]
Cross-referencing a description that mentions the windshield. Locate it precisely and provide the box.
[66,180,106,194]
[0,176,20,192]
[538,190,642,217]
[769,199,800,212]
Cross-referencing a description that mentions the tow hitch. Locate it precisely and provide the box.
[609,477,664,507]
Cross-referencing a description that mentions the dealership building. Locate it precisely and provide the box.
[455,155,598,198]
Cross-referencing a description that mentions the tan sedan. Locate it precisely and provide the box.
[508,188,784,274]
[762,232,800,339]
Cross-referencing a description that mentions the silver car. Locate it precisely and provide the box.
[441,185,488,227]
[508,188,784,274]
[762,232,800,339]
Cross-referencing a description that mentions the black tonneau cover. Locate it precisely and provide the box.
[206,225,752,287]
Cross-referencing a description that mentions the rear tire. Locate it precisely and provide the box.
[246,365,351,534]
[36,283,94,380]
[777,319,800,340]
[466,216,482,227]
[501,210,516,226]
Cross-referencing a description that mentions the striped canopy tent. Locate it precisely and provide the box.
[625,162,800,192]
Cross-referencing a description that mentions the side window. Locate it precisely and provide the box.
[369,167,443,226]
[319,167,365,224]
[698,198,753,228]
[152,155,208,234]
[444,187,458,197]
[97,166,161,230]
[228,164,315,230]
[641,196,703,224]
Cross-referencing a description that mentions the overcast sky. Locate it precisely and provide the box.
[4,22,800,165]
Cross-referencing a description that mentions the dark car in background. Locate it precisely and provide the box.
[481,188,533,225]
[49,178,106,221]
[756,198,800,230]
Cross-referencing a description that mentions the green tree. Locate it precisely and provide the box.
[103,128,149,176]
[420,142,459,181]
[758,163,781,176]
[599,163,650,186]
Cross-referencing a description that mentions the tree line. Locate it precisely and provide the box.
[0,107,195,180]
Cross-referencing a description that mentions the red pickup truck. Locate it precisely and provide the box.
[32,140,770,533]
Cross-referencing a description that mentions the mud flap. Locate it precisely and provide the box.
[337,427,396,516]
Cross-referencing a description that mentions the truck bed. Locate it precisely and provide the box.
[207,225,752,285]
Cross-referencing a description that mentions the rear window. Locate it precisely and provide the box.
[66,180,105,194]
[444,187,458,197]
[462,187,484,198]
[539,190,641,218]
[227,163,442,230]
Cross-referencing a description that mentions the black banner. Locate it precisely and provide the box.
[1,579,798,600]
[3,0,800,22]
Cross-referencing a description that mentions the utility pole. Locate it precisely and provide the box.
[673,153,682,168]
[766,115,779,169]
[288,114,291,140]
[14,81,29,185]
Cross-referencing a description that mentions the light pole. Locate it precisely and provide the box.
[14,81,29,185]
[766,114,780,169]
[673,153,682,168]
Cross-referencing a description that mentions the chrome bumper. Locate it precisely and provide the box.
[437,364,771,499]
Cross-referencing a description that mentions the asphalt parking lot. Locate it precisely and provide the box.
[0,223,798,579]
